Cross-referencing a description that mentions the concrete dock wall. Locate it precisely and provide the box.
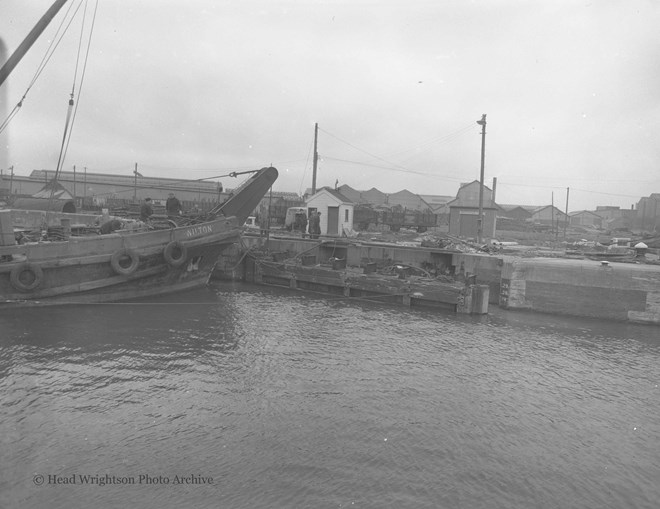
[500,257,660,324]
[236,235,660,324]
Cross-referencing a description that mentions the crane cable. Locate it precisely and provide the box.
[47,0,99,220]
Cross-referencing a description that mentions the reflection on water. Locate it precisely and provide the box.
[1,282,660,508]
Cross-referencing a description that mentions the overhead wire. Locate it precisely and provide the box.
[384,122,478,160]
[298,137,314,196]
[318,124,650,203]
[317,123,478,186]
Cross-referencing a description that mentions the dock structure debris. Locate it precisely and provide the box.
[217,241,489,314]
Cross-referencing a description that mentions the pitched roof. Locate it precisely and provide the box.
[497,204,538,212]
[458,180,492,192]
[309,186,353,203]
[336,184,365,203]
[387,189,431,210]
[569,210,602,217]
[532,205,568,215]
[418,194,454,205]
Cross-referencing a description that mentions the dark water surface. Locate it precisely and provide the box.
[1,282,659,508]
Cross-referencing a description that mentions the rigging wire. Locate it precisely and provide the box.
[59,0,99,174]
[48,0,98,218]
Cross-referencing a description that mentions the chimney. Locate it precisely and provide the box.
[492,177,497,203]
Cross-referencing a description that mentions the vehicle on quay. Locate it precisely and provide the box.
[284,207,308,231]
[244,216,259,229]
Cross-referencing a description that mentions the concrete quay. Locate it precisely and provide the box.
[500,257,660,324]
[216,234,660,325]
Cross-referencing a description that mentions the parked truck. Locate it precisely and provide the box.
[284,207,308,232]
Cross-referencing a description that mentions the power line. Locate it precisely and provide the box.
[495,181,644,199]
[322,156,471,185]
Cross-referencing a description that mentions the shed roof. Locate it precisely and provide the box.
[308,186,354,204]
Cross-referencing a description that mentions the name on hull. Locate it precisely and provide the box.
[185,224,214,238]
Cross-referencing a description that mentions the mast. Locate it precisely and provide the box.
[0,0,69,87]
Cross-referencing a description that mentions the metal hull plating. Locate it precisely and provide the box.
[0,216,239,307]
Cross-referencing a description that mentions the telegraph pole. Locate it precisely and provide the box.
[133,163,138,201]
[312,123,318,195]
[476,114,487,244]
[564,187,570,240]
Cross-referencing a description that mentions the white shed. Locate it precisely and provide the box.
[305,187,354,236]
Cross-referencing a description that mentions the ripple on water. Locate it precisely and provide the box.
[1,284,659,508]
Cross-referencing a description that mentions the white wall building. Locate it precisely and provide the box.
[305,187,354,236]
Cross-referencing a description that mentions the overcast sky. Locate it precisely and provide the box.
[2,0,659,211]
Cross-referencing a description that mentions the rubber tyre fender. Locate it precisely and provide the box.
[163,241,188,267]
[110,248,140,275]
[10,262,44,292]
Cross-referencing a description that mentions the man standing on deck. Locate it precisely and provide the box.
[309,211,321,239]
[166,192,182,218]
[140,197,153,222]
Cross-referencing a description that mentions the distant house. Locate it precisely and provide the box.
[447,180,497,239]
[569,210,603,228]
[595,206,624,220]
[305,187,354,236]
[336,184,365,204]
[531,205,568,226]
[606,216,634,232]
[361,187,388,206]
[419,194,457,215]
[497,204,535,221]
[387,189,432,211]
[636,193,660,231]
[257,191,304,226]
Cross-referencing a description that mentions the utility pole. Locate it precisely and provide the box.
[133,162,138,201]
[8,165,14,198]
[476,114,487,244]
[73,165,77,206]
[551,192,556,241]
[564,187,569,240]
[312,123,318,195]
